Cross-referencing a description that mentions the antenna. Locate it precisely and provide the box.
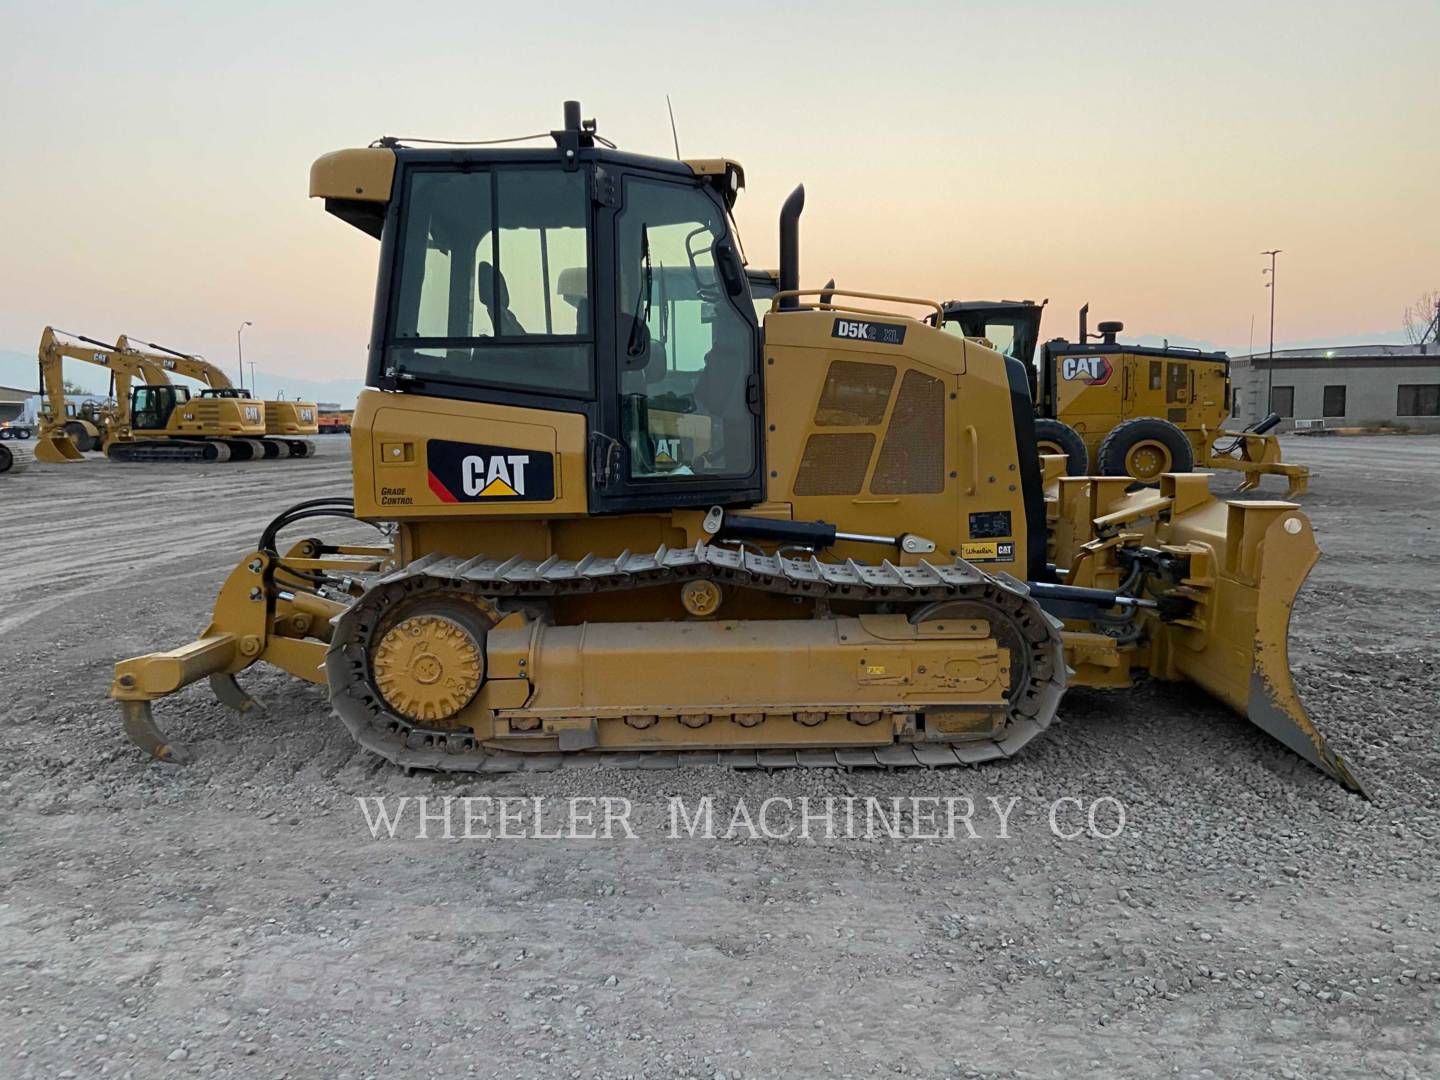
[666,95,681,159]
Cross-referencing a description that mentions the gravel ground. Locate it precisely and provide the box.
[1,435,1436,1079]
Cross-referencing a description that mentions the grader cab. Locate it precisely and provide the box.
[109,103,1360,795]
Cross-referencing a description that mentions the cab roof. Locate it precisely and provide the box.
[311,141,743,239]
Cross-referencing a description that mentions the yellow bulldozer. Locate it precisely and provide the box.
[937,301,1308,496]
[110,103,1361,795]
[35,328,318,462]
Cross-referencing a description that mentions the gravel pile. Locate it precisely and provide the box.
[1,437,1436,1078]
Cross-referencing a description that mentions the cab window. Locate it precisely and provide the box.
[942,318,1019,358]
[615,177,755,480]
[388,167,592,396]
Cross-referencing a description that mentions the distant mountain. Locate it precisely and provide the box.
[1223,328,1412,357]
[0,349,364,409]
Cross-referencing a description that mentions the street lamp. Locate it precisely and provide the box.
[1261,251,1281,415]
[236,321,253,390]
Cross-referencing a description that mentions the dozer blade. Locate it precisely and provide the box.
[35,434,84,462]
[1165,498,1367,797]
[1246,670,1366,796]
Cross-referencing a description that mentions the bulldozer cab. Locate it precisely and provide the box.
[324,132,763,513]
[131,384,190,433]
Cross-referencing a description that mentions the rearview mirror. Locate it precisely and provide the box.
[715,240,744,298]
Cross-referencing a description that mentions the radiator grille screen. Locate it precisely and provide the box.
[794,433,876,495]
[872,370,945,493]
[814,361,896,426]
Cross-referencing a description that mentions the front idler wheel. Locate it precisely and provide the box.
[369,604,487,726]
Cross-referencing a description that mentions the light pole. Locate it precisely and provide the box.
[236,321,253,389]
[1261,251,1281,414]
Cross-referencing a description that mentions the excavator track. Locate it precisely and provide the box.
[325,545,1067,773]
[0,442,34,475]
[107,439,233,463]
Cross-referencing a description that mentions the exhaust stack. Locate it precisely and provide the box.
[778,185,805,311]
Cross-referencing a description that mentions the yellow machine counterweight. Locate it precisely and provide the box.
[109,102,1362,795]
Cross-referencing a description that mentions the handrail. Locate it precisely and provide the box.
[770,288,944,322]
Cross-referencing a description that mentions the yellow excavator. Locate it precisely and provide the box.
[110,103,1362,795]
[112,335,319,457]
[35,329,318,462]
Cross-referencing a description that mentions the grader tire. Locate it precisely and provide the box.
[1033,418,1089,476]
[1097,417,1193,485]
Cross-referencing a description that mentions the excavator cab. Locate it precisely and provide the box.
[130,385,190,433]
[198,388,254,399]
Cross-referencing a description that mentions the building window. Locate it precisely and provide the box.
[1322,385,1346,418]
[1270,385,1294,418]
[1397,384,1440,417]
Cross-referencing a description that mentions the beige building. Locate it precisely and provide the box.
[1230,344,1440,433]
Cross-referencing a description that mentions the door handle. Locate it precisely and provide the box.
[964,425,979,495]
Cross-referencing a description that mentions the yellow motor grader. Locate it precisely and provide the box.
[110,103,1361,794]
[936,301,1308,496]
[34,329,317,462]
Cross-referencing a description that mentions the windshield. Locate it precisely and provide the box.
[388,166,594,396]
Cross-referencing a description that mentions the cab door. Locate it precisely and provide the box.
[1165,360,1191,423]
[594,169,763,513]
[131,386,179,433]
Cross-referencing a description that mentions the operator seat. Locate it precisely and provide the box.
[477,262,526,336]
[556,266,590,331]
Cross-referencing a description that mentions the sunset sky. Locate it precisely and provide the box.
[2,0,1436,390]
